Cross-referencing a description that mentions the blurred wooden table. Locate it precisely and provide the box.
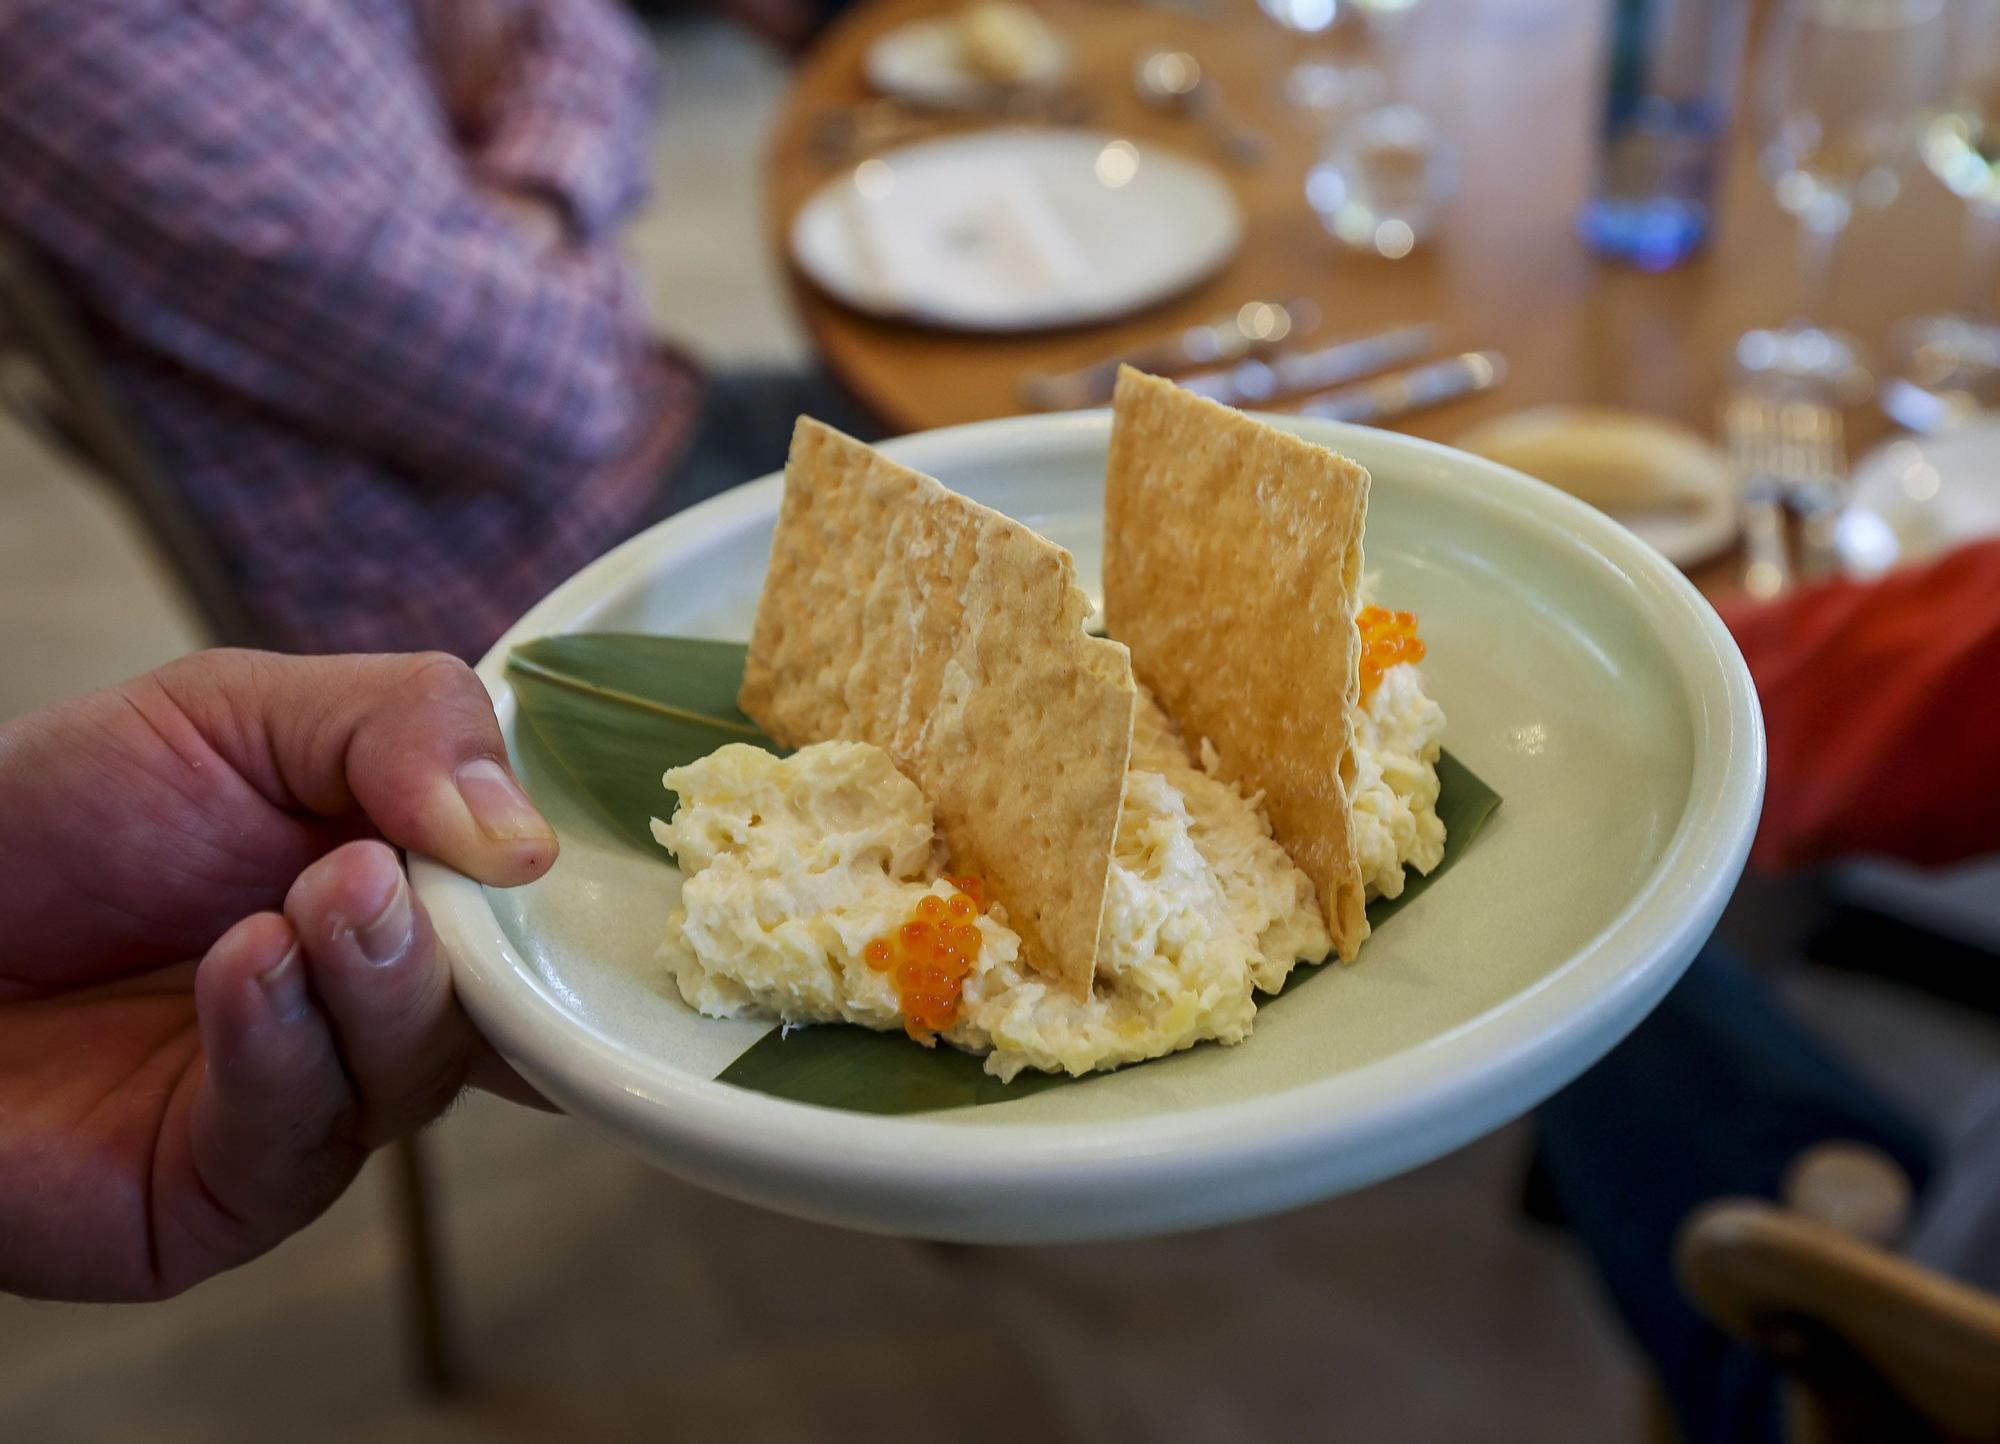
[764,0,1969,589]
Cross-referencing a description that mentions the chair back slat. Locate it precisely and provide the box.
[0,231,265,649]
[1681,1200,2000,1443]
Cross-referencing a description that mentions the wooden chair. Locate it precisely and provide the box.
[1677,1143,2000,1444]
[0,230,460,1394]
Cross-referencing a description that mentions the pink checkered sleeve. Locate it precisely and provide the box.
[0,0,651,499]
[472,0,663,241]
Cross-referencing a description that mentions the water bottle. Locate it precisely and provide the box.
[1579,0,1748,269]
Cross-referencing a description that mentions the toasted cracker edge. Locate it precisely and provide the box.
[740,417,1136,997]
[1104,367,1371,961]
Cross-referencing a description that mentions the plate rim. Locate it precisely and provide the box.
[410,411,1764,1237]
[786,128,1245,333]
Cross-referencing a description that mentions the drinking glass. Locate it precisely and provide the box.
[1745,0,1950,389]
[1885,0,2000,428]
[1260,0,1393,132]
[1299,0,1458,255]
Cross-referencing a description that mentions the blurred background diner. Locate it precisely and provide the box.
[4,0,2000,1439]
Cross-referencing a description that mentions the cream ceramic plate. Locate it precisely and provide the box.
[1456,407,1739,569]
[1626,484,1739,568]
[411,415,1763,1245]
[864,15,1072,110]
[788,130,1243,332]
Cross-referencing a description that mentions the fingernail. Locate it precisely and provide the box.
[355,869,414,968]
[456,758,551,843]
[258,944,311,1024]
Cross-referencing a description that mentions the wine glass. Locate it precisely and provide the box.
[1305,101,1458,257]
[1884,0,2000,429]
[1260,0,1401,133]
[1298,0,1458,256]
[1743,0,1950,392]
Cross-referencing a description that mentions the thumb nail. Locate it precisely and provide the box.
[455,758,552,843]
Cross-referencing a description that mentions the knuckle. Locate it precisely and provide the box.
[359,1061,468,1149]
[406,650,476,689]
[394,653,491,717]
[142,647,252,709]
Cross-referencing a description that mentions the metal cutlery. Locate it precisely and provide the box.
[1293,350,1507,426]
[807,93,1095,166]
[1133,49,1270,168]
[1722,390,1849,599]
[1093,0,1223,15]
[1017,298,1324,410]
[1724,392,1794,600]
[1181,323,1437,407]
[1777,396,1849,582]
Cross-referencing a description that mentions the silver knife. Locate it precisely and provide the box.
[1017,298,1322,410]
[1295,350,1507,425]
[1180,323,1437,407]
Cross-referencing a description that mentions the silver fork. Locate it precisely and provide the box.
[1723,392,1849,598]
[1775,396,1849,583]
[1724,392,1794,600]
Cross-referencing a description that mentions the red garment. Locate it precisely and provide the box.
[1720,538,2000,871]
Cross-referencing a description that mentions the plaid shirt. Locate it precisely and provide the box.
[0,0,700,659]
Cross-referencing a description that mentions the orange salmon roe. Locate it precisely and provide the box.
[864,877,989,1040]
[1358,605,1425,704]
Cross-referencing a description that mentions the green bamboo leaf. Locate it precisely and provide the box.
[508,633,1501,1115]
[1261,748,1501,1002]
[508,634,782,855]
[718,1026,1080,1114]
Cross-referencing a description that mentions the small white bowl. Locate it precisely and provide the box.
[864,14,1072,111]
[411,413,1763,1244]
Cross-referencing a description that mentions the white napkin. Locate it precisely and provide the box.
[844,153,1089,321]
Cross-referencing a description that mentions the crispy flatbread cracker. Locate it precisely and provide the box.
[740,418,1136,998]
[1104,367,1371,961]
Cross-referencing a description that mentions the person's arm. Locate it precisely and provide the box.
[1720,537,2000,870]
[0,2,646,496]
[456,0,663,242]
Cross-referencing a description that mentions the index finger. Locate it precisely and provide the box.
[152,650,557,888]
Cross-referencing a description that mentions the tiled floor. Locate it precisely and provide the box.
[0,1095,1644,1442]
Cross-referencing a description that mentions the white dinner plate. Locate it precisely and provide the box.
[864,15,1071,110]
[1455,407,1740,570]
[788,129,1244,332]
[1625,484,1739,570]
[1835,420,2000,578]
[411,414,1763,1245]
